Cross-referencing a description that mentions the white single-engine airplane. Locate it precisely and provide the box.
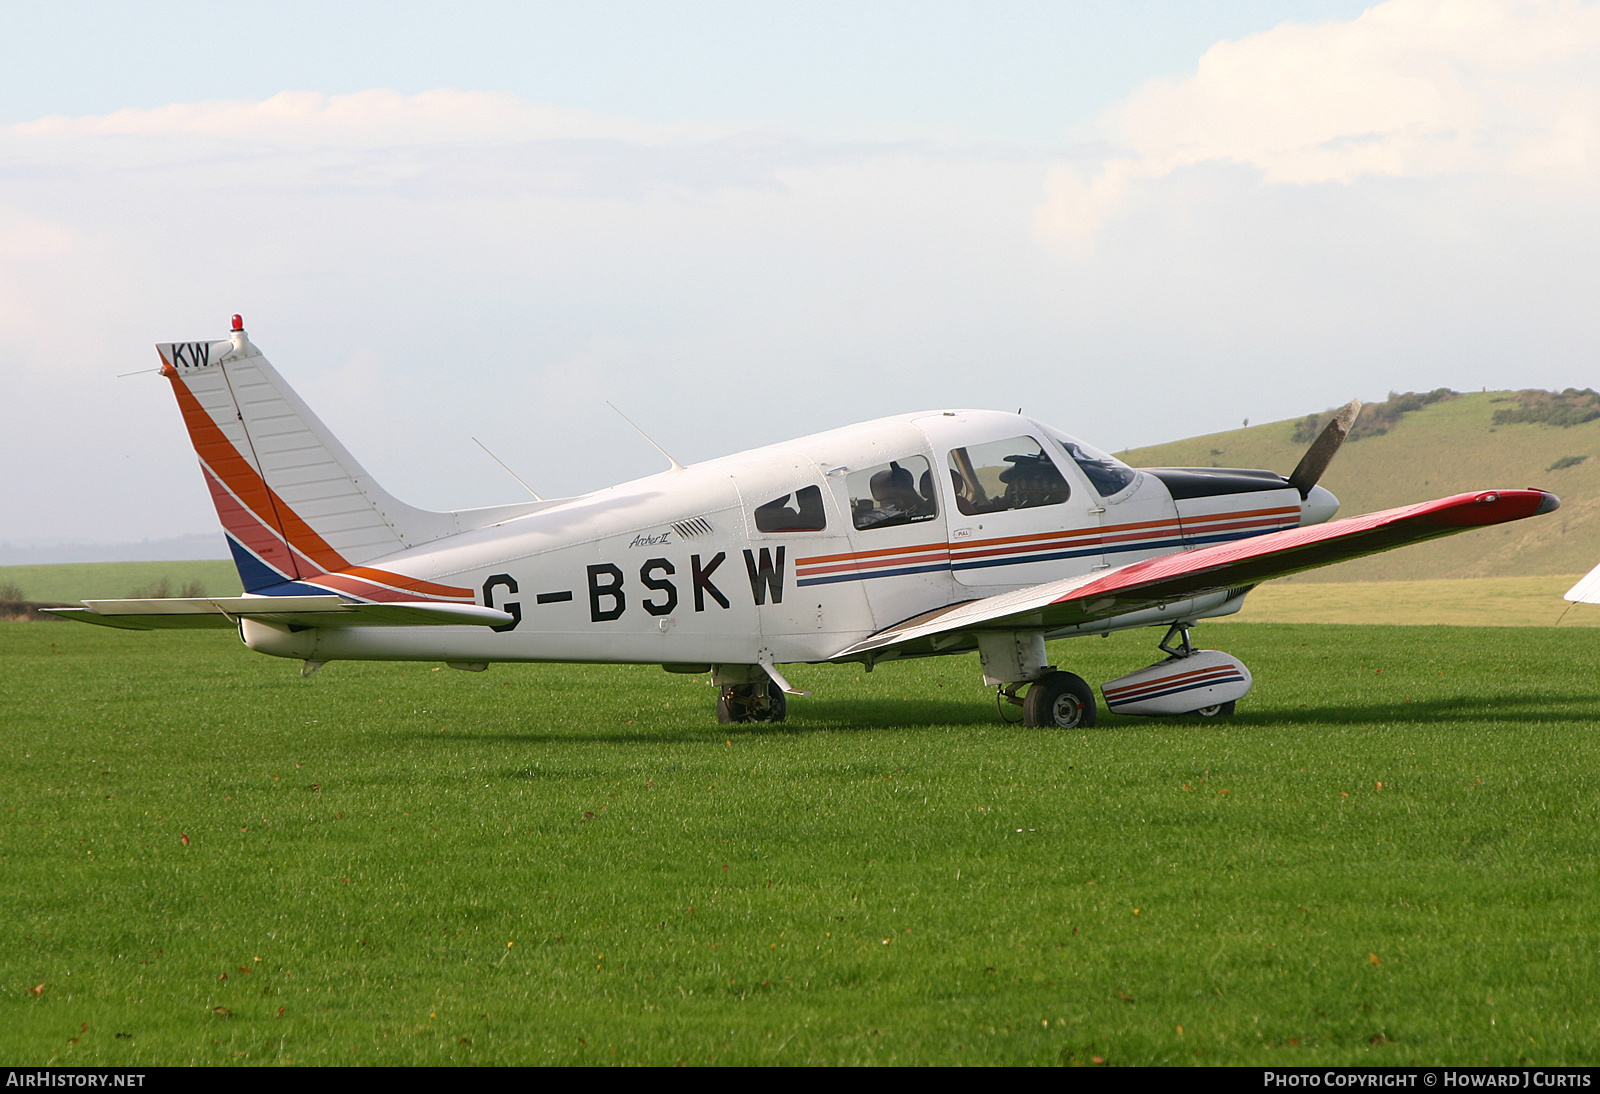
[51,318,1561,728]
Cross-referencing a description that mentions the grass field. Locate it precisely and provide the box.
[4,620,1600,1066]
[1217,574,1600,628]
[0,560,241,604]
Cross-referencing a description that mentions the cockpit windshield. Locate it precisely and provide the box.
[1044,429,1139,497]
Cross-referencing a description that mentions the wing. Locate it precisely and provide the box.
[1565,562,1600,605]
[835,489,1558,659]
[42,595,514,631]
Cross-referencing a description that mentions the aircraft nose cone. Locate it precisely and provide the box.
[1536,491,1561,515]
[1301,483,1340,526]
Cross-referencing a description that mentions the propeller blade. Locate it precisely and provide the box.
[1287,398,1361,498]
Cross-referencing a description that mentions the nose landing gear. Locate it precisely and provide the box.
[1101,623,1252,718]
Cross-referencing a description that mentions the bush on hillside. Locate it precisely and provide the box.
[127,578,206,599]
[1491,389,1600,428]
[1291,388,1458,445]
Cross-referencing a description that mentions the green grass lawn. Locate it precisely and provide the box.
[3,620,1600,1066]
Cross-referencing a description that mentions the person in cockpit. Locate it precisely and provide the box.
[857,461,931,528]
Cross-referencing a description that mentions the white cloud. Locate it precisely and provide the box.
[11,88,724,148]
[5,17,1600,544]
[1038,0,1600,242]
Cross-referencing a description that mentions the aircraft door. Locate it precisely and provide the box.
[828,452,953,631]
[943,434,1108,590]
[734,458,871,656]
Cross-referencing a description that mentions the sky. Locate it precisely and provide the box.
[3,0,1598,544]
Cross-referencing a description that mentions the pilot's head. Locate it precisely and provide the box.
[999,453,1068,507]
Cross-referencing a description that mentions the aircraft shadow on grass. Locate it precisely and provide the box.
[1252,690,1600,728]
[405,698,993,749]
[403,687,1600,748]
[399,689,1600,751]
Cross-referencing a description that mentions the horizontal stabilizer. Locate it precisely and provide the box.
[43,596,514,631]
[835,488,1559,660]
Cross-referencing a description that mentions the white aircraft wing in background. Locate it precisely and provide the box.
[1565,564,1600,605]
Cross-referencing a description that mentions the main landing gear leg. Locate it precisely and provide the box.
[712,664,788,725]
[980,631,1097,729]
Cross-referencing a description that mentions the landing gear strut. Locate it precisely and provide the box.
[980,632,1098,729]
[1099,621,1250,718]
[1158,621,1195,659]
[1158,622,1236,717]
[716,678,787,724]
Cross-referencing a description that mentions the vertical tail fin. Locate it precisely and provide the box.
[158,318,468,596]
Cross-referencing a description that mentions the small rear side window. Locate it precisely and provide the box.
[754,485,827,532]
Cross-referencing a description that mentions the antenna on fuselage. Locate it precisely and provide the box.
[472,437,544,500]
[606,401,686,473]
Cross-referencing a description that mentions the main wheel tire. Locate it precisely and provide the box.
[1023,671,1096,729]
[716,680,788,724]
[1191,700,1236,718]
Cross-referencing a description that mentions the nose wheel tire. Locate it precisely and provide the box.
[1191,700,1236,718]
[716,679,788,724]
[1023,671,1096,729]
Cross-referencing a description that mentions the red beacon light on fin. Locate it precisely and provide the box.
[231,315,244,332]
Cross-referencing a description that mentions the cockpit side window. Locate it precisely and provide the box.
[945,436,1070,516]
[847,456,938,531]
[1047,431,1139,497]
[753,485,827,533]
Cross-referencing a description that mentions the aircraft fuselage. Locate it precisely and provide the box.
[239,409,1333,669]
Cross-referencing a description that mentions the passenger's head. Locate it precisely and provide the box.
[870,462,920,508]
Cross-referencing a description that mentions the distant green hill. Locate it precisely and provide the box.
[1122,390,1600,582]
[0,559,243,604]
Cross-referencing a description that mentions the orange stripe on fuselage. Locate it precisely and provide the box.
[339,565,473,599]
[796,504,1304,571]
[797,540,950,567]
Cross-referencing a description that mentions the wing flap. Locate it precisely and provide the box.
[44,596,514,631]
[836,489,1558,658]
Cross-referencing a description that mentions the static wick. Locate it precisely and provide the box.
[118,367,165,378]
[606,401,685,473]
[472,438,544,500]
